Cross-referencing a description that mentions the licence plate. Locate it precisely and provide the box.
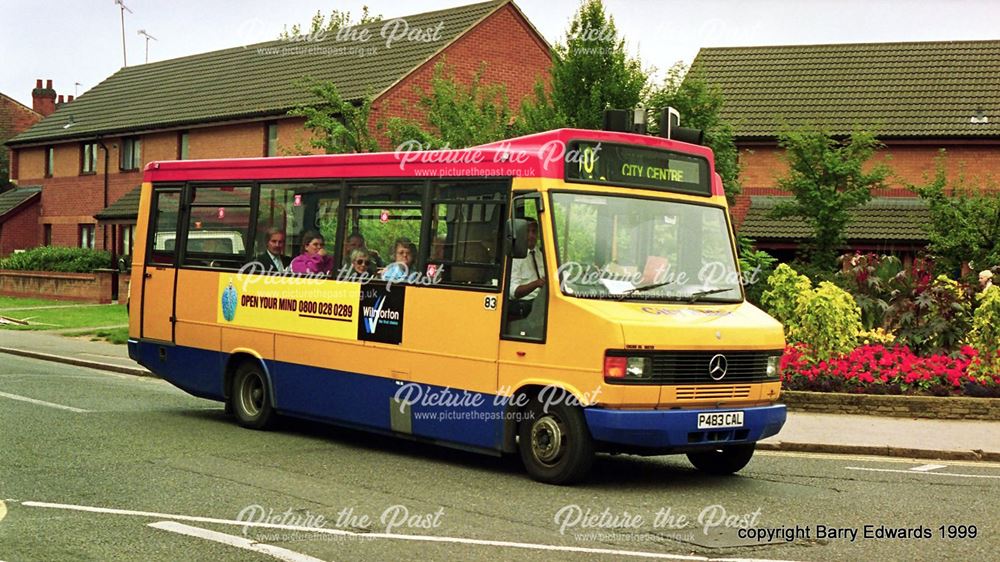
[697,411,744,429]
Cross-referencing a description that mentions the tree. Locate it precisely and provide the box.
[288,80,379,154]
[646,63,740,203]
[511,79,567,136]
[280,6,381,39]
[911,152,1000,274]
[770,129,888,269]
[549,0,648,129]
[386,62,513,149]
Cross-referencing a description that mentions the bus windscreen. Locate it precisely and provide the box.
[566,141,711,196]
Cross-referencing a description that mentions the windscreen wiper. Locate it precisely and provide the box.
[621,280,674,295]
[688,287,737,301]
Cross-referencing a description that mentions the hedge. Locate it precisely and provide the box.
[0,247,113,273]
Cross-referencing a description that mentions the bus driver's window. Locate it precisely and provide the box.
[503,199,546,340]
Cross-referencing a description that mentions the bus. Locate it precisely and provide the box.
[128,122,786,485]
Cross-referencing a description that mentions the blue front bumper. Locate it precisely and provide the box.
[585,404,786,450]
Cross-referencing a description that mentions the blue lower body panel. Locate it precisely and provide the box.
[129,340,503,451]
[130,340,784,455]
[585,404,786,451]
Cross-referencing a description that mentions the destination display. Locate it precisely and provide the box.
[566,141,711,196]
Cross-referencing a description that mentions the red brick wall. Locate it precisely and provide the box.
[733,140,1000,226]
[0,200,40,255]
[0,94,43,137]
[371,3,551,148]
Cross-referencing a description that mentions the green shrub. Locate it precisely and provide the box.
[789,281,863,361]
[736,235,776,306]
[761,263,811,334]
[968,286,1000,381]
[969,286,1000,356]
[0,246,112,273]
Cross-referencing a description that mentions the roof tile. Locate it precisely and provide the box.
[691,40,1000,138]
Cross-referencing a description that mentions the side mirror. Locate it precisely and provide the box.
[505,218,530,259]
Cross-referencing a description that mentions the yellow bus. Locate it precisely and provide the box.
[128,124,786,484]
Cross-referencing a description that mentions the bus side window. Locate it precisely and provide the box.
[429,181,506,288]
[184,185,252,269]
[148,189,181,265]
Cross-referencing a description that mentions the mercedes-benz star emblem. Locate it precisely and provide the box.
[708,354,728,381]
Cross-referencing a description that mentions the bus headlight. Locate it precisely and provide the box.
[604,355,651,379]
[766,355,780,378]
[627,357,651,378]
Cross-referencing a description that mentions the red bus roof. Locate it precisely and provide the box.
[143,128,720,195]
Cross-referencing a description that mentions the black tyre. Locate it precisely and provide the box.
[518,399,594,485]
[231,362,275,430]
[687,444,755,475]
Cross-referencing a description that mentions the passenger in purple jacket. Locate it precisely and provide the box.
[290,231,334,276]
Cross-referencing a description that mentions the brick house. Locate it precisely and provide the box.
[4,0,551,257]
[691,40,1000,260]
[0,87,47,253]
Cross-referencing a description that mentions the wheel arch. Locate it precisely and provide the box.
[223,349,276,408]
[500,381,595,454]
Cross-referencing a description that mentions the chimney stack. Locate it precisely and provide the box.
[57,95,65,104]
[32,78,57,116]
[67,95,75,103]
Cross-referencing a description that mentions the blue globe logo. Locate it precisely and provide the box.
[221,281,238,322]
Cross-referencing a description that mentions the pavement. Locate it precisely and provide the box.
[2,328,999,462]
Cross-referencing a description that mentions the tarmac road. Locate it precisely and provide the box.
[0,354,996,561]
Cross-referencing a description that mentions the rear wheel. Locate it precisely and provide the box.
[230,362,275,430]
[518,400,594,485]
[687,444,755,475]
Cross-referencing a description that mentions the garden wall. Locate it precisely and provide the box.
[783,390,999,420]
[0,269,127,304]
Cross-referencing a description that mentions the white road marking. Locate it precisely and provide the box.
[24,500,800,562]
[760,450,1000,468]
[149,521,325,562]
[910,464,947,472]
[846,467,1000,479]
[0,391,90,413]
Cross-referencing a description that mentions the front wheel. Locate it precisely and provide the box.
[231,362,275,430]
[518,400,594,485]
[687,444,755,475]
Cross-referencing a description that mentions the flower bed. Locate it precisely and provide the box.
[780,344,1000,398]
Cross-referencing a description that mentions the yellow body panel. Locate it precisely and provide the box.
[131,175,785,410]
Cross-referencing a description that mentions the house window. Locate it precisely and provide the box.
[81,142,98,174]
[178,132,189,160]
[121,225,134,255]
[79,224,95,249]
[44,224,52,246]
[45,146,54,177]
[120,137,142,171]
[265,122,278,157]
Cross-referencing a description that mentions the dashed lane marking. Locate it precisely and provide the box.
[149,521,325,562]
[846,467,1000,479]
[759,450,1000,468]
[0,391,90,413]
[910,464,948,472]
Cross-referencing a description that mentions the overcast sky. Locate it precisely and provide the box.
[3,0,999,108]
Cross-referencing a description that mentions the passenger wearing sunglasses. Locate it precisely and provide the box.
[348,248,372,278]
